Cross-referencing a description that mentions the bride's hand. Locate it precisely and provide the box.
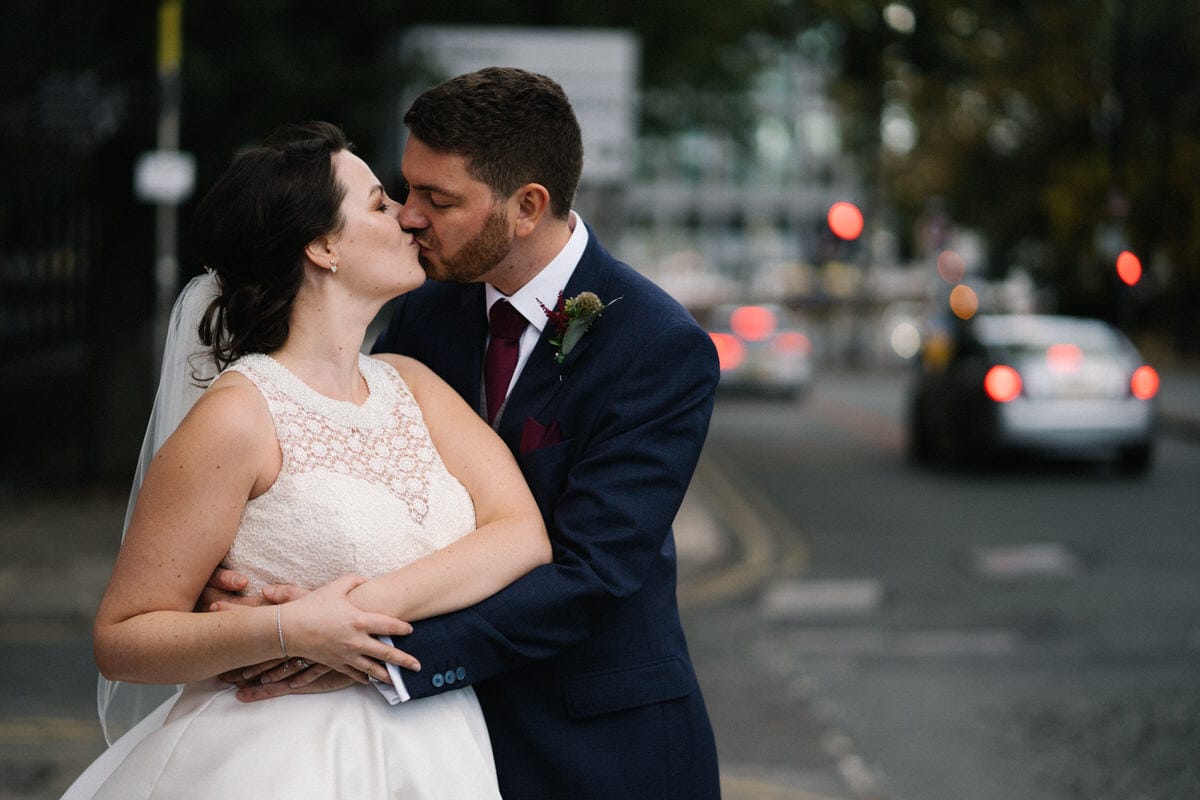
[214,585,312,686]
[235,668,362,703]
[282,574,419,683]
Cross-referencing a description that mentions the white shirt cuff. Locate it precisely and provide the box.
[373,635,411,704]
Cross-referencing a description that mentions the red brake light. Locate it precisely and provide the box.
[730,306,777,342]
[984,365,1022,403]
[1045,343,1083,373]
[709,332,745,371]
[1131,365,1160,400]
[772,331,811,355]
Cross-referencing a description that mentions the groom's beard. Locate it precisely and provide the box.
[416,206,512,284]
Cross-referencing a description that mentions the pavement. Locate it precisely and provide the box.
[0,470,851,800]
[1157,365,1200,442]
[0,364,1196,800]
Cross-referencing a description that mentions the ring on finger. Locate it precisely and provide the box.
[293,658,309,670]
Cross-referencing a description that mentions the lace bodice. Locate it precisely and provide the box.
[222,353,476,594]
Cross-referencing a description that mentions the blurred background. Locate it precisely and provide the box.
[2,2,1199,799]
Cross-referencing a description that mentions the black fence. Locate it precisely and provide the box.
[1,156,92,358]
[1,73,160,486]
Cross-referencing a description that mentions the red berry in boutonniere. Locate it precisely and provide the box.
[538,290,621,364]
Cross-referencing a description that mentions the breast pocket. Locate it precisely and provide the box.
[517,438,574,511]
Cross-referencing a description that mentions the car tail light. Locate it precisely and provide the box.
[1045,343,1083,373]
[709,332,745,371]
[1130,365,1160,400]
[730,306,777,342]
[772,331,811,355]
[984,365,1022,403]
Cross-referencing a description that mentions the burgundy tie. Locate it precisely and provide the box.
[484,300,528,424]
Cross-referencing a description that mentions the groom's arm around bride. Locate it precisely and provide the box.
[224,67,723,800]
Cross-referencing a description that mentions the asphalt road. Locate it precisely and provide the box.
[694,367,1200,800]
[3,365,1197,800]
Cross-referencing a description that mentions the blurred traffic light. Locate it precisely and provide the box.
[1116,250,1142,286]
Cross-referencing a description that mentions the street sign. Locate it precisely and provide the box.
[394,26,639,185]
[134,150,195,205]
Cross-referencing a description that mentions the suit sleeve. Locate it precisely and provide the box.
[397,317,719,697]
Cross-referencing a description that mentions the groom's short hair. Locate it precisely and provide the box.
[404,66,583,219]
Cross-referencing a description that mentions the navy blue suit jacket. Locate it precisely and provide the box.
[372,229,721,799]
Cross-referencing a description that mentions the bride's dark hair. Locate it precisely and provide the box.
[192,120,350,370]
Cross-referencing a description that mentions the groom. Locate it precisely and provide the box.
[241,67,722,799]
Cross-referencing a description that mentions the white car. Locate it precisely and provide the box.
[706,304,814,399]
[908,314,1159,473]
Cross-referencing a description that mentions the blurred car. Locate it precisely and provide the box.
[908,314,1159,473]
[706,303,814,398]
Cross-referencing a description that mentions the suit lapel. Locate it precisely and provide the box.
[431,283,488,409]
[497,246,616,444]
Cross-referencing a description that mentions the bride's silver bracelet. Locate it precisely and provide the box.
[276,605,288,659]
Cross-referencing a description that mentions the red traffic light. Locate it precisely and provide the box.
[1116,250,1142,286]
[827,202,864,241]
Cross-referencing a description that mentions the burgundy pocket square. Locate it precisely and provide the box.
[520,418,563,453]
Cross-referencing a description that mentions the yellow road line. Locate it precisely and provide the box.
[679,452,807,609]
[722,774,848,800]
[0,717,104,743]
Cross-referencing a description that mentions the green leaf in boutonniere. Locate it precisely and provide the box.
[538,291,621,364]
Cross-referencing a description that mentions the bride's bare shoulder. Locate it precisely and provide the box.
[179,371,272,442]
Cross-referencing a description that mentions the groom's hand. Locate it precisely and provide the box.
[196,566,252,612]
[235,669,361,703]
[220,656,336,689]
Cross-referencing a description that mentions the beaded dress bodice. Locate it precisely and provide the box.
[222,353,476,594]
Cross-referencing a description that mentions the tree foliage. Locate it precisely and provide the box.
[803,0,1200,351]
[7,0,1198,352]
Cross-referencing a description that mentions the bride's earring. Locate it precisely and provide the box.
[330,259,338,274]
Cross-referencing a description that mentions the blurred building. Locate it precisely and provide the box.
[387,25,639,242]
[391,28,884,363]
[620,48,862,313]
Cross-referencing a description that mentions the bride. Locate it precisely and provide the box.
[62,120,549,798]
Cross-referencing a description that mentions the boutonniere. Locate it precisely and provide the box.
[538,291,621,364]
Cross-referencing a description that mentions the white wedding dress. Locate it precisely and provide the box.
[63,353,501,799]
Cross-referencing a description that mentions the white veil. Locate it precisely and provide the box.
[96,271,220,744]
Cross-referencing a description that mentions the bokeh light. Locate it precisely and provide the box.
[949,284,979,320]
[709,332,745,371]
[1116,250,1142,286]
[730,305,777,341]
[1045,343,1083,373]
[936,250,966,283]
[890,322,922,359]
[984,365,1022,403]
[827,201,864,240]
[772,331,812,356]
[883,3,916,34]
[1131,365,1160,400]
[882,105,918,154]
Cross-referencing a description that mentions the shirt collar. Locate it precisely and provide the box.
[485,211,589,333]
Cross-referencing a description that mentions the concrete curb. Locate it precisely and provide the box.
[677,455,808,610]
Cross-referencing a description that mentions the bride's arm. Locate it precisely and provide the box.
[345,355,551,621]
[92,377,415,685]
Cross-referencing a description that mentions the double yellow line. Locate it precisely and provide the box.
[679,451,808,610]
